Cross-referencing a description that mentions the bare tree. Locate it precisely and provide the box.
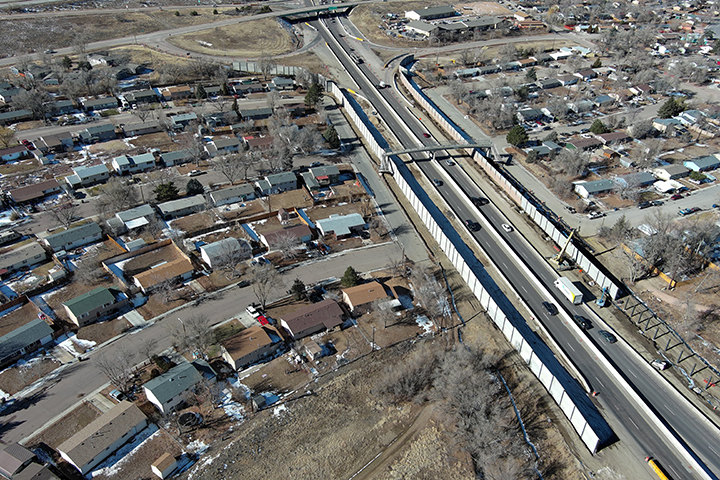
[373,298,396,328]
[178,132,206,167]
[72,32,91,58]
[154,278,177,303]
[272,231,301,260]
[214,238,250,279]
[138,338,158,365]
[93,347,136,393]
[169,315,213,355]
[250,264,282,309]
[630,138,662,168]
[0,126,15,148]
[213,154,244,185]
[555,149,589,177]
[95,177,140,218]
[73,252,103,285]
[410,266,449,324]
[51,201,79,229]
[130,105,153,124]
[258,52,276,81]
[266,89,281,111]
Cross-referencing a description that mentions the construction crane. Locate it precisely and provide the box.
[550,229,576,268]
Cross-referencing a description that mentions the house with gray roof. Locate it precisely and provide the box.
[160,149,194,167]
[538,78,562,89]
[0,109,33,126]
[77,123,116,143]
[316,213,366,239]
[302,165,340,190]
[58,401,147,475]
[255,172,297,196]
[169,112,198,129]
[63,287,128,327]
[209,184,257,206]
[43,222,102,253]
[157,195,206,219]
[653,164,690,181]
[271,77,294,91]
[111,152,156,175]
[684,155,720,172]
[615,172,656,188]
[81,96,119,112]
[0,443,36,479]
[115,204,155,230]
[65,163,110,189]
[143,362,204,413]
[0,318,54,369]
[124,89,158,105]
[199,237,251,269]
[207,137,241,157]
[122,121,161,137]
[0,242,47,273]
[574,179,616,198]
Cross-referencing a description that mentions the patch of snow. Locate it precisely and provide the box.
[56,333,97,357]
[219,388,246,421]
[186,439,209,455]
[272,404,288,417]
[415,314,434,335]
[89,424,159,478]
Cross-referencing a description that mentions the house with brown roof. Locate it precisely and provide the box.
[161,85,192,101]
[8,179,62,204]
[151,453,177,479]
[280,299,344,340]
[0,145,28,163]
[341,281,391,315]
[57,401,147,475]
[133,257,194,294]
[0,443,36,478]
[595,131,630,145]
[260,224,314,249]
[221,325,285,370]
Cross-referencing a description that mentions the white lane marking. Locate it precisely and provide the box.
[521,286,528,294]
[629,369,638,379]
[567,343,576,352]
[628,418,639,430]
[501,262,508,269]
[595,378,605,388]
[664,404,675,416]
[709,445,719,457]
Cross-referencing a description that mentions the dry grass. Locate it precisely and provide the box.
[0,357,61,395]
[27,401,102,449]
[136,292,189,319]
[167,18,295,57]
[77,317,132,345]
[171,211,214,235]
[129,131,175,152]
[0,159,39,176]
[278,52,327,74]
[0,8,243,58]
[88,140,125,155]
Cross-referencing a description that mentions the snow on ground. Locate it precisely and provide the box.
[184,226,232,245]
[6,274,43,293]
[415,315,434,335]
[89,424,159,478]
[56,333,97,357]
[272,404,288,417]
[219,387,246,422]
[186,440,209,455]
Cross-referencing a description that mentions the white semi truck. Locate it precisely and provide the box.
[554,277,583,305]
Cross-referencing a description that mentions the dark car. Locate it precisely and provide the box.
[432,178,442,187]
[465,220,480,231]
[598,330,617,343]
[572,315,592,330]
[471,197,489,207]
[651,200,664,206]
[542,302,558,315]
[638,201,651,209]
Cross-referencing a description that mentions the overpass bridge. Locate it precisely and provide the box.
[280,3,356,21]
[380,142,494,173]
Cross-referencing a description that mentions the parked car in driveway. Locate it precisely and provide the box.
[671,193,683,200]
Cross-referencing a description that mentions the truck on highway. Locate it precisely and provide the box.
[554,277,583,305]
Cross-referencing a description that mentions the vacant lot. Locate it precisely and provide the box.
[168,18,295,58]
[0,8,242,58]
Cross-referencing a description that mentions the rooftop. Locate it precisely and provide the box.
[9,179,60,203]
[63,287,116,318]
[342,281,388,308]
[44,222,101,250]
[221,325,282,361]
[282,299,343,334]
[143,362,202,405]
[316,213,365,236]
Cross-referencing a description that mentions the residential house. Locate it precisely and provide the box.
[122,121,162,137]
[151,453,177,480]
[38,132,73,153]
[143,362,205,413]
[616,172,656,188]
[115,204,156,231]
[199,237,251,269]
[316,213,366,239]
[133,256,193,294]
[517,57,538,68]
[160,149,194,167]
[653,164,690,181]
[124,89,159,106]
[538,78,562,89]
[57,401,147,475]
[111,153,156,175]
[454,68,481,79]
[157,195,206,219]
[595,131,630,145]
[0,109,33,126]
[574,69,597,81]
[77,123,117,143]
[270,77,294,91]
[341,281,390,314]
[161,85,192,101]
[239,107,273,122]
[0,298,54,369]
[13,463,61,480]
[404,6,457,21]
[0,87,23,104]
[0,243,47,274]
[302,165,340,191]
[209,184,257,206]
[516,108,545,123]
[232,82,265,96]
[653,118,682,134]
[0,145,28,163]
[81,97,118,112]
[207,137,241,157]
[684,155,720,172]
[221,325,285,370]
[514,11,531,22]
[47,100,75,115]
[574,179,616,198]
[0,231,21,246]
[255,172,297,196]
[8,179,62,204]
[593,95,615,108]
[676,109,705,126]
[244,136,274,151]
[260,224,313,249]
[62,287,128,327]
[169,113,198,129]
[43,222,103,253]
[280,299,344,340]
[568,99,595,113]
[556,74,579,86]
[565,137,602,151]
[0,443,36,478]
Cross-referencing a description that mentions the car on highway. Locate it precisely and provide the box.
[671,193,683,200]
[422,132,431,138]
[465,220,480,231]
[572,315,592,330]
[542,301,558,315]
[598,330,617,343]
[501,223,513,232]
[471,197,488,207]
[432,178,442,187]
[446,160,455,166]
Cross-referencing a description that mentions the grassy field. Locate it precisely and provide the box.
[167,18,295,58]
[0,7,244,58]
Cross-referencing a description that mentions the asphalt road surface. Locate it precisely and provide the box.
[314,17,720,480]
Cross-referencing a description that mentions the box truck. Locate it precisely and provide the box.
[554,277,583,305]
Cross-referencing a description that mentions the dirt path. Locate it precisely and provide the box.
[349,404,435,480]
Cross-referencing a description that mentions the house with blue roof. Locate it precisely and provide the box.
[317,213,366,239]
[111,153,156,175]
[65,163,110,189]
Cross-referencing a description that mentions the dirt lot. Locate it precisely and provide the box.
[0,357,61,395]
[277,52,326,75]
[0,7,244,58]
[129,132,175,152]
[0,159,38,176]
[76,317,132,345]
[28,401,102,449]
[167,18,296,57]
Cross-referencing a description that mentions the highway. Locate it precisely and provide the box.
[313,16,720,480]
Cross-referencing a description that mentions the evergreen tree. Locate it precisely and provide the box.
[290,278,306,301]
[61,56,72,70]
[154,182,180,202]
[304,83,323,108]
[506,125,528,146]
[341,266,361,288]
[591,58,602,68]
[589,119,609,134]
[525,67,537,81]
[232,97,239,116]
[195,84,207,100]
[323,124,340,149]
[186,178,204,196]
[658,98,685,119]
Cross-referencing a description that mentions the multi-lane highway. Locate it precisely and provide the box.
[313,16,720,480]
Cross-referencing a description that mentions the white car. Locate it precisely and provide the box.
[501,224,513,232]
[587,211,604,219]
